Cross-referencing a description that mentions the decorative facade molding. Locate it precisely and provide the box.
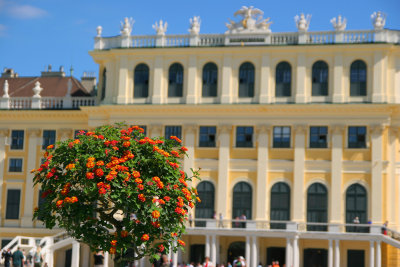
[27,128,41,137]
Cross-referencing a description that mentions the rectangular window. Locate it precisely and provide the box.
[348,126,367,148]
[1,239,12,248]
[6,189,21,219]
[236,126,253,148]
[309,126,328,148]
[165,126,182,140]
[11,130,24,150]
[199,126,216,147]
[9,158,23,172]
[273,126,291,148]
[42,130,56,150]
[38,190,46,221]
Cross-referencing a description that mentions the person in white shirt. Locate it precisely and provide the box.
[203,256,214,267]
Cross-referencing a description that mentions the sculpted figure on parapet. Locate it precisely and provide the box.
[225,6,272,34]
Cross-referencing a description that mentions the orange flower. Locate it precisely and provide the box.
[138,184,144,190]
[158,244,165,252]
[47,144,54,150]
[132,171,140,178]
[141,234,149,241]
[86,161,95,168]
[110,240,117,246]
[151,210,160,219]
[163,196,170,201]
[71,196,78,203]
[66,164,75,170]
[109,247,116,254]
[178,240,185,246]
[86,172,94,179]
[99,188,106,195]
[135,178,143,184]
[96,161,104,166]
[73,139,80,144]
[120,230,128,238]
[171,151,180,157]
[56,200,63,208]
[170,136,182,143]
[171,232,177,237]
[122,141,131,147]
[196,197,201,203]
[95,168,104,177]
[138,194,146,202]
[180,146,188,152]
[30,169,36,173]
[152,176,160,182]
[87,157,95,162]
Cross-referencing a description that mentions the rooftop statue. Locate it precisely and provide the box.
[189,16,201,35]
[225,6,272,34]
[96,26,102,37]
[120,17,134,37]
[371,11,386,30]
[331,15,347,31]
[3,80,9,97]
[153,20,168,36]
[295,13,311,32]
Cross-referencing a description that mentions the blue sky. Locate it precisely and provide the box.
[0,0,399,79]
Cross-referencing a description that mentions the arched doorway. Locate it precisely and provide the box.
[346,184,368,232]
[232,182,252,228]
[307,183,328,231]
[227,242,245,264]
[195,181,215,227]
[270,182,290,229]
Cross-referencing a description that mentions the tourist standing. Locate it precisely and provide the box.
[2,248,12,267]
[11,247,24,267]
[203,256,214,267]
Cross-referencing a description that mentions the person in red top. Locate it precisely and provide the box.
[203,256,214,267]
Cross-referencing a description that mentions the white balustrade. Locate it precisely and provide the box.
[2,96,97,110]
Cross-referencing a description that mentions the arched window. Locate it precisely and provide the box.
[232,182,252,228]
[195,181,215,227]
[134,63,149,98]
[307,183,328,231]
[101,68,106,101]
[202,62,218,97]
[346,184,368,232]
[275,62,291,97]
[168,63,184,97]
[238,62,255,98]
[270,182,290,229]
[350,60,367,96]
[312,61,329,96]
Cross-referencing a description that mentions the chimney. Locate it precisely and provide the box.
[80,72,97,94]
[41,65,66,77]
[1,68,19,78]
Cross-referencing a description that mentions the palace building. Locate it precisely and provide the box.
[1,6,400,267]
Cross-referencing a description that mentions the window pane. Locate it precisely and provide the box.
[312,61,329,96]
[11,130,24,150]
[238,62,255,98]
[199,126,216,147]
[236,126,253,147]
[42,130,56,150]
[9,158,23,172]
[275,62,291,97]
[165,126,182,140]
[168,63,184,97]
[134,64,149,98]
[202,63,218,97]
[6,189,21,219]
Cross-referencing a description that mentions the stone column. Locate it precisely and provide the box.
[251,236,258,267]
[216,236,220,264]
[334,240,340,267]
[394,58,400,103]
[152,56,164,104]
[0,129,8,222]
[295,53,307,103]
[172,241,178,267]
[330,125,344,223]
[221,55,233,104]
[293,125,306,222]
[372,51,386,103]
[376,241,381,267]
[328,239,333,267]
[285,238,292,267]
[256,125,270,220]
[71,241,80,267]
[370,125,384,223]
[186,55,198,104]
[259,54,271,103]
[292,236,300,267]
[217,125,231,218]
[104,61,115,105]
[211,235,217,264]
[150,124,163,138]
[140,256,146,267]
[80,244,90,267]
[116,57,129,104]
[369,241,375,267]
[183,125,196,187]
[245,236,251,266]
[205,235,211,257]
[21,128,40,227]
[104,252,109,267]
[332,55,344,103]
[387,127,398,225]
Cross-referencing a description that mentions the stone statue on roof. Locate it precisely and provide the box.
[371,11,386,30]
[295,13,311,32]
[120,17,134,36]
[225,6,272,34]
[189,16,201,35]
[331,15,347,31]
[153,20,168,36]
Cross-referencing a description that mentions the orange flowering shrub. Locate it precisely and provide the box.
[33,124,199,264]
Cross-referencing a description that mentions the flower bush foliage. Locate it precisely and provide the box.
[33,124,200,263]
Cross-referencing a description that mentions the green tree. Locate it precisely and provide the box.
[33,124,200,265]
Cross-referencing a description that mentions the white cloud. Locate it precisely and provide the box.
[8,4,47,19]
[0,24,6,36]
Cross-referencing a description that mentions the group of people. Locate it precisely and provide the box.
[1,247,43,267]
